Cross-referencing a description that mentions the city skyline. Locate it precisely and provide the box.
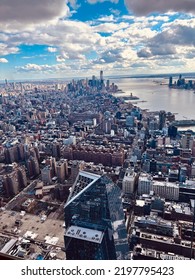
[0,0,194,80]
[0,66,195,260]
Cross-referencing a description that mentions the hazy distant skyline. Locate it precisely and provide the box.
[0,0,194,80]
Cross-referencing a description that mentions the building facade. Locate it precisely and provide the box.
[64,171,129,260]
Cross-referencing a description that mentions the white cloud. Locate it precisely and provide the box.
[0,0,70,23]
[149,15,170,22]
[162,17,195,30]
[0,0,71,33]
[122,15,135,20]
[0,20,103,61]
[56,55,66,62]
[0,58,8,63]
[16,63,70,73]
[92,22,129,33]
[125,0,195,15]
[47,47,57,53]
[0,3,194,77]
[97,15,116,22]
[0,43,19,56]
[111,21,157,45]
[68,0,80,9]
[87,0,119,4]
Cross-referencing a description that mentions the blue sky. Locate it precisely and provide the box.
[0,0,194,80]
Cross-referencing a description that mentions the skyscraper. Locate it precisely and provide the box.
[100,70,103,82]
[159,110,166,130]
[181,131,193,149]
[56,159,68,183]
[169,76,173,87]
[64,171,129,260]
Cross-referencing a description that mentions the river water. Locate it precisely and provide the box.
[112,77,195,131]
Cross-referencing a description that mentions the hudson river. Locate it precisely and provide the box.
[112,77,195,130]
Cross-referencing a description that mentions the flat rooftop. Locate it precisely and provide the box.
[65,225,104,244]
[135,246,189,260]
[0,233,65,260]
[0,210,64,247]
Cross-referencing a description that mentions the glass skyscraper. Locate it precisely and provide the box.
[64,171,129,260]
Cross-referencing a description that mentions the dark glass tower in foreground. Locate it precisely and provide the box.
[64,171,129,260]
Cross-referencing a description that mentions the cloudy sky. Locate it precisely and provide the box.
[0,0,194,80]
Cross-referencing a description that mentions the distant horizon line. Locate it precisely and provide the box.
[1,71,195,83]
